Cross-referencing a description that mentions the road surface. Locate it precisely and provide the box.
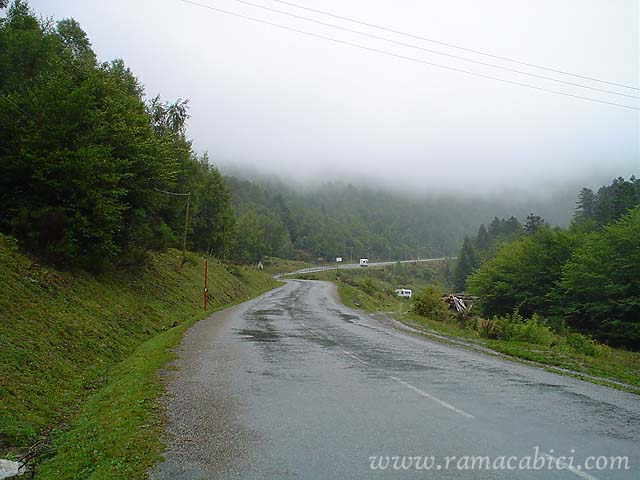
[152,280,639,479]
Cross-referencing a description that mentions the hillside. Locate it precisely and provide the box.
[0,234,279,466]
[224,175,582,263]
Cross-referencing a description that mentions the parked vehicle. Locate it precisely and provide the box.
[359,258,369,267]
[395,288,412,298]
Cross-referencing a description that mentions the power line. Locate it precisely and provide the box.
[226,0,638,100]
[154,187,192,196]
[0,93,58,133]
[1,93,39,121]
[268,0,640,92]
[179,0,640,111]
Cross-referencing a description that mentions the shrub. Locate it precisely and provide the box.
[360,277,375,295]
[563,332,602,357]
[495,312,555,346]
[476,318,499,339]
[414,285,451,322]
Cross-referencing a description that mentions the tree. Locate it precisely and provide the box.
[56,18,96,65]
[574,187,595,220]
[467,227,578,318]
[414,285,450,322]
[559,206,640,348]
[523,213,544,235]
[474,224,491,252]
[0,4,182,267]
[453,236,479,292]
[593,177,640,226]
[233,210,265,264]
[189,159,236,258]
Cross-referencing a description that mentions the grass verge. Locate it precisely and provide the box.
[33,283,279,479]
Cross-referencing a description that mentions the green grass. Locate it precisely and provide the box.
[304,265,640,392]
[0,235,280,472]
[260,256,314,275]
[296,261,451,312]
[400,312,640,390]
[33,283,278,479]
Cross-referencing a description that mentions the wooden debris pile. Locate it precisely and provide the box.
[441,294,477,314]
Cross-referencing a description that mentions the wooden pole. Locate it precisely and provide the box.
[203,258,208,310]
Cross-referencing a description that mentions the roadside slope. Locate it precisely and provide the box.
[0,235,279,465]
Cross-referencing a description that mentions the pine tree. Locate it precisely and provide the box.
[574,187,595,220]
[475,224,491,252]
[524,213,544,235]
[453,236,479,292]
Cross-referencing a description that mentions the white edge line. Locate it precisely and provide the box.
[389,376,475,419]
[342,349,369,365]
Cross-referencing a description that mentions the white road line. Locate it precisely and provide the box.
[542,453,599,480]
[341,349,369,365]
[389,376,475,419]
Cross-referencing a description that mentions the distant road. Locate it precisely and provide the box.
[284,257,451,276]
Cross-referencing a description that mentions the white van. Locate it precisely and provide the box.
[395,288,412,298]
[359,258,369,267]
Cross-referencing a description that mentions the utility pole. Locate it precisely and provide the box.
[388,246,391,262]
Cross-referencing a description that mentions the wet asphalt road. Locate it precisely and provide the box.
[152,280,639,480]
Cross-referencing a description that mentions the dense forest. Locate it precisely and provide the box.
[223,174,584,264]
[453,176,640,348]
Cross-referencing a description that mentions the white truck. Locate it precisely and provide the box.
[359,258,369,267]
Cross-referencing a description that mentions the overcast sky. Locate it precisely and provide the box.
[29,0,640,193]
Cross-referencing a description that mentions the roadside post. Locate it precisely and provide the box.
[336,257,342,275]
[203,258,208,310]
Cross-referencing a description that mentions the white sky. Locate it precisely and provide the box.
[28,0,640,192]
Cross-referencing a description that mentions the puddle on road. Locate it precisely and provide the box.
[237,328,280,343]
[249,308,283,318]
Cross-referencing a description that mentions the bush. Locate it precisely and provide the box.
[476,318,499,339]
[495,312,555,346]
[563,332,602,357]
[414,285,451,322]
[360,277,375,295]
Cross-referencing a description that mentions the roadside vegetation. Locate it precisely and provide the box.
[0,235,280,476]
[296,260,453,312]
[260,256,314,275]
[454,179,640,350]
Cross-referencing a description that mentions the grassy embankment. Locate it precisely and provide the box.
[0,235,280,478]
[260,256,314,275]
[297,263,640,393]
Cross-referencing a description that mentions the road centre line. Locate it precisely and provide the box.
[389,376,475,419]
